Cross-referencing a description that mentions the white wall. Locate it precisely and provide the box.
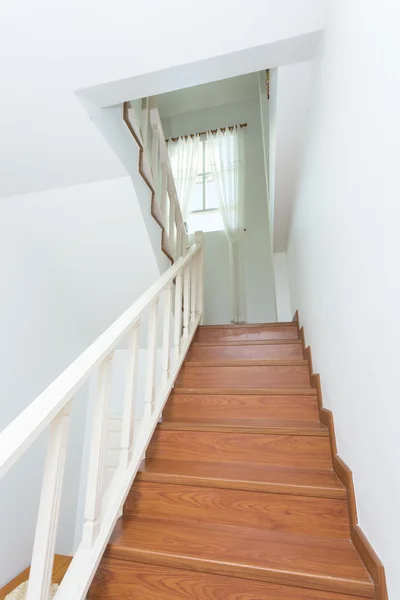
[286,2,400,597]
[15,177,165,343]
[272,61,313,251]
[163,98,277,324]
[268,68,278,232]
[258,71,271,233]
[0,199,89,587]
[273,252,292,322]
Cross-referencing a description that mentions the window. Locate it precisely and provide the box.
[187,139,224,233]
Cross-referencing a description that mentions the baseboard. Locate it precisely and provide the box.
[294,311,388,600]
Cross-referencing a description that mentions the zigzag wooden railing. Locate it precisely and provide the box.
[123,97,187,263]
[0,235,204,600]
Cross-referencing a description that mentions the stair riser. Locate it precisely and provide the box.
[175,365,311,389]
[186,343,304,361]
[125,482,350,539]
[90,559,367,600]
[164,394,320,421]
[147,431,332,468]
[195,325,299,342]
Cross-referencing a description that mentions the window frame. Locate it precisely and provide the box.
[191,139,219,215]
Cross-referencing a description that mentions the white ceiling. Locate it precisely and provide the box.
[156,73,260,118]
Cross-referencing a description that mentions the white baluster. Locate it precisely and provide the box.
[169,198,176,259]
[82,352,113,548]
[190,256,197,323]
[119,321,140,470]
[175,224,182,259]
[144,298,158,419]
[195,231,204,323]
[183,264,190,341]
[26,402,72,600]
[161,284,172,389]
[151,124,159,185]
[173,272,183,364]
[140,97,149,150]
[160,163,168,224]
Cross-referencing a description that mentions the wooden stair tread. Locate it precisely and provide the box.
[197,322,297,329]
[165,392,320,422]
[106,517,373,597]
[160,418,328,436]
[90,559,372,600]
[192,339,303,346]
[138,459,346,498]
[172,387,317,395]
[182,359,309,367]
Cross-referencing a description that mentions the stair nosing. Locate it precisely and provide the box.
[171,388,318,395]
[106,519,374,598]
[158,420,329,436]
[137,470,347,499]
[197,322,297,329]
[182,360,309,367]
[191,339,303,347]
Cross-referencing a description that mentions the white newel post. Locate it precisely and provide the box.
[26,402,72,600]
[183,264,190,340]
[119,321,140,470]
[173,272,183,364]
[161,284,172,389]
[83,352,113,549]
[144,297,159,419]
[195,231,204,323]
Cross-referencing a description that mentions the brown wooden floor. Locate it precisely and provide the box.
[0,555,72,599]
[89,323,374,600]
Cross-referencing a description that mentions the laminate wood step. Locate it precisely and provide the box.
[137,459,347,499]
[147,430,332,468]
[90,558,368,600]
[124,480,350,538]
[105,517,374,597]
[182,359,309,366]
[194,324,299,342]
[172,387,318,395]
[175,362,311,389]
[192,339,303,345]
[164,392,320,421]
[186,341,304,361]
[159,418,328,436]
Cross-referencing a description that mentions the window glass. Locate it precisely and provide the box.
[205,181,218,210]
[186,139,224,233]
[191,182,203,212]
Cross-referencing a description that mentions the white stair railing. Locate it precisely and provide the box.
[0,234,204,600]
[124,96,187,262]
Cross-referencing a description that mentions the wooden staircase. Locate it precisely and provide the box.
[89,322,376,599]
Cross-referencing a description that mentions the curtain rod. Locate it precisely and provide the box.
[166,123,247,143]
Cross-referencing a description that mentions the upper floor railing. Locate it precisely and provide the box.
[123,97,187,263]
[0,234,204,600]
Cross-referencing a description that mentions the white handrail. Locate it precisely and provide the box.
[0,242,200,480]
[1,235,204,600]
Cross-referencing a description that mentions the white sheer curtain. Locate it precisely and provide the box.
[207,127,246,323]
[167,134,200,221]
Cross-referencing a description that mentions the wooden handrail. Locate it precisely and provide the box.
[123,97,188,262]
